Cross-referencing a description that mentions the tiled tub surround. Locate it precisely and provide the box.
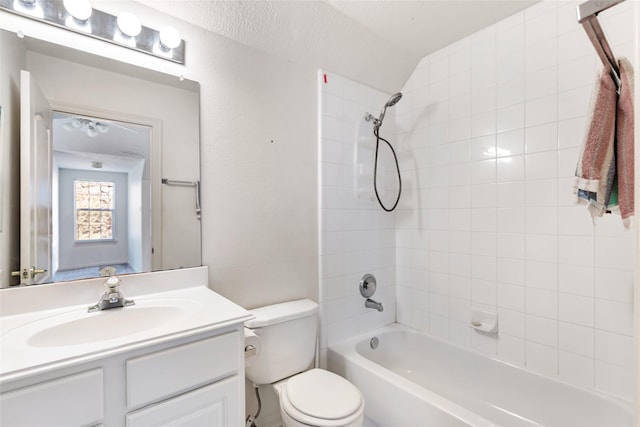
[394,0,636,400]
[318,71,398,356]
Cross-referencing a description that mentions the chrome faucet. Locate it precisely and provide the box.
[88,276,135,312]
[360,273,384,312]
[365,298,384,312]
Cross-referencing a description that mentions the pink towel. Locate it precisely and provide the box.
[575,58,635,228]
[616,58,634,227]
[575,64,617,217]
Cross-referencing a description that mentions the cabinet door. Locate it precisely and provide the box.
[126,332,240,408]
[0,369,103,427]
[126,375,240,427]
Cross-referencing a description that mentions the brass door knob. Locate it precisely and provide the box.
[10,267,47,280]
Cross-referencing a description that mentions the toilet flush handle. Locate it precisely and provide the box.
[245,344,257,358]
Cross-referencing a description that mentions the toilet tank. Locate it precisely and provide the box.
[244,299,318,385]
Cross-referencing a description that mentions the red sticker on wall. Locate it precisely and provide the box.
[323,74,327,84]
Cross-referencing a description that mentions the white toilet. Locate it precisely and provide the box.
[244,299,364,427]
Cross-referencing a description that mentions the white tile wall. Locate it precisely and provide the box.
[395,0,636,401]
[318,71,397,360]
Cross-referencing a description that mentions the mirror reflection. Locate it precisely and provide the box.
[0,29,201,287]
[52,112,151,282]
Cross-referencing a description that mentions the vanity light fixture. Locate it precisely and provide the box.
[13,0,43,18]
[0,0,186,64]
[159,26,180,50]
[117,11,141,37]
[63,0,91,23]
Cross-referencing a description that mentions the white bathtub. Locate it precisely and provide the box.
[327,324,632,427]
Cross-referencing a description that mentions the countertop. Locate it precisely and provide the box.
[0,267,252,384]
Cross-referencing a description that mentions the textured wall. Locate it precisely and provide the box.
[0,4,318,307]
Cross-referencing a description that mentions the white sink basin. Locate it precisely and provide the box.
[3,298,200,348]
[29,305,188,347]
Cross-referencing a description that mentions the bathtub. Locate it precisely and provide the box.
[327,324,632,427]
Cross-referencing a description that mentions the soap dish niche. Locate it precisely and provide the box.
[469,309,498,334]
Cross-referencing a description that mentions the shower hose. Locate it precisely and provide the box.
[373,126,402,212]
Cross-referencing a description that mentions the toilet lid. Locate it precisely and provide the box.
[285,369,362,420]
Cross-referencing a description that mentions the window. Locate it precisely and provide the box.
[74,180,114,241]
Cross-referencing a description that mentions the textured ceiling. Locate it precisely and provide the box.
[326,0,540,58]
[138,0,539,92]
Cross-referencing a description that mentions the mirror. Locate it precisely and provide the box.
[0,29,201,287]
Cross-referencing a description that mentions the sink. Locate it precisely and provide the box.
[3,298,200,348]
[29,306,187,347]
[0,280,253,383]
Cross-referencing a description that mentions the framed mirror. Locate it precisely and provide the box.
[0,29,201,287]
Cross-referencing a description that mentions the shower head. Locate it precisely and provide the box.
[385,92,403,108]
[375,92,403,129]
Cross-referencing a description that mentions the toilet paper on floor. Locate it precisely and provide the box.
[244,328,262,364]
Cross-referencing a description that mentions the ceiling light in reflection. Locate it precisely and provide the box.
[63,117,109,137]
[86,125,98,138]
[159,26,181,49]
[63,0,92,22]
[117,12,141,37]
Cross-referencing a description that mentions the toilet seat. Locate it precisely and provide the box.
[280,369,364,427]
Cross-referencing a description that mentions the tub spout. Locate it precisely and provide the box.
[365,298,384,312]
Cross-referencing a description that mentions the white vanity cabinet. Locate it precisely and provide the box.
[0,327,245,427]
[0,369,105,426]
[125,376,239,427]
[124,331,242,426]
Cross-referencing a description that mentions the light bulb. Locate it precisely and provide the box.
[86,125,98,138]
[14,0,44,18]
[96,123,108,134]
[117,12,141,37]
[159,26,181,50]
[71,118,83,128]
[63,123,73,131]
[63,0,92,22]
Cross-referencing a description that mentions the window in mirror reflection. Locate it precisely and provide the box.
[74,180,114,241]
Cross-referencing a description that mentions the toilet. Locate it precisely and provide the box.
[244,299,364,427]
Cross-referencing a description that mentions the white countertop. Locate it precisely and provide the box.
[0,267,252,384]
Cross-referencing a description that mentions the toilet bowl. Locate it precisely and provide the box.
[243,299,364,427]
[274,369,364,427]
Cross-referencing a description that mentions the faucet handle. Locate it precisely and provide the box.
[99,266,117,277]
[104,276,121,291]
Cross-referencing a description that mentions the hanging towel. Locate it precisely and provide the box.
[574,64,617,219]
[615,58,635,228]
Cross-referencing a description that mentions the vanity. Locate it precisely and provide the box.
[0,7,252,426]
[0,267,253,426]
